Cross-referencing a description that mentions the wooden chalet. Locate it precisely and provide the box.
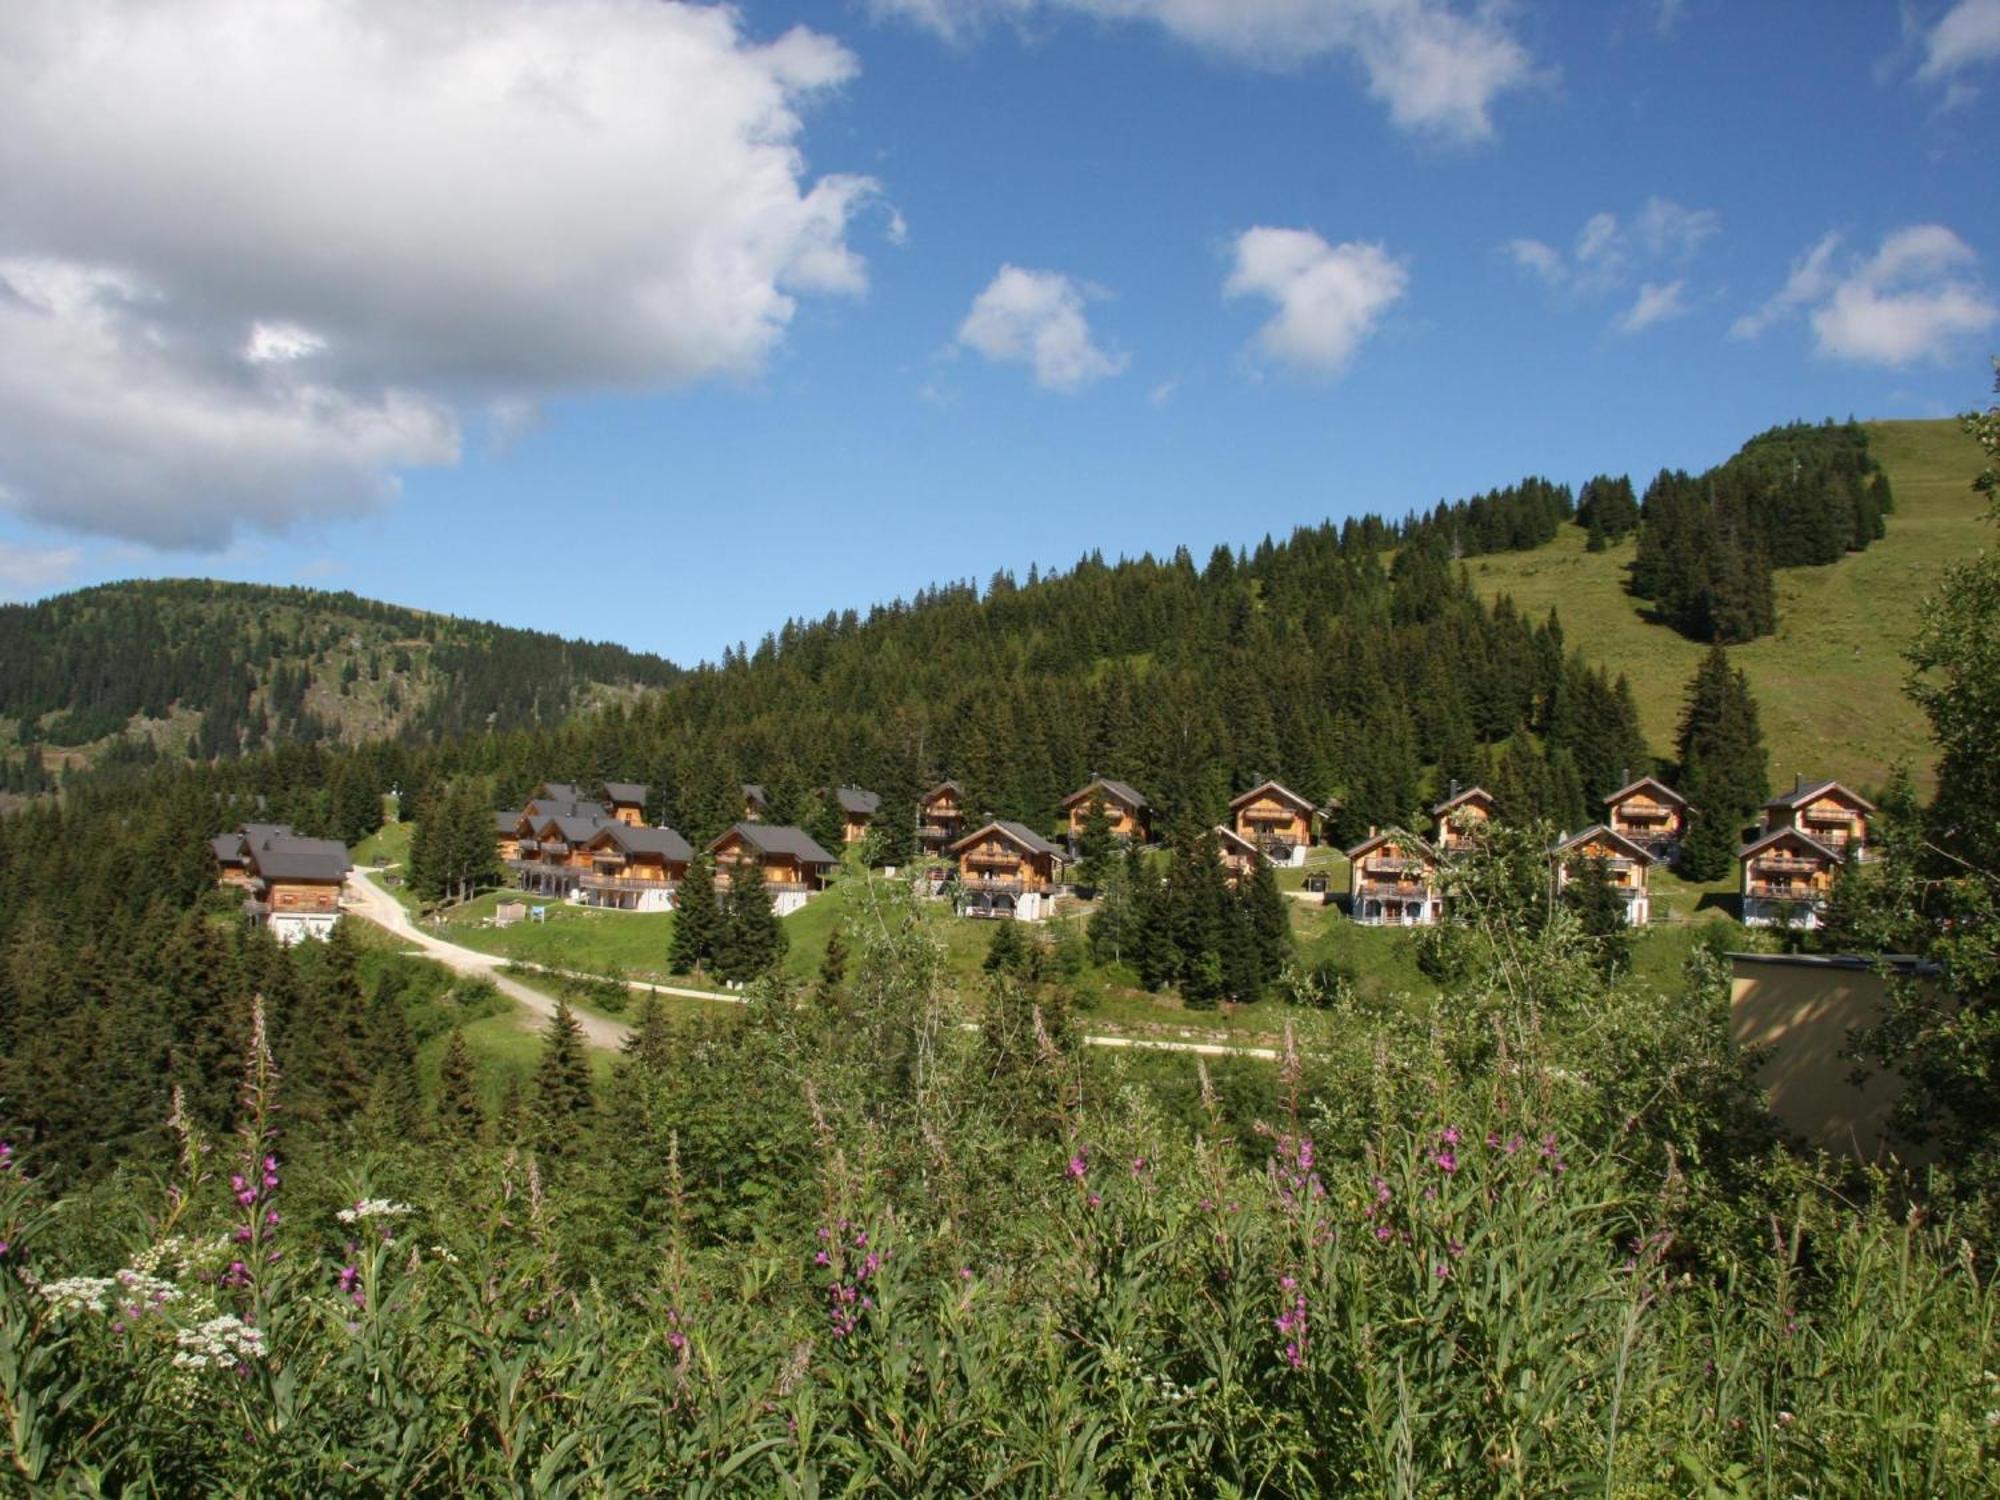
[1345,828,1440,927]
[1214,825,1266,886]
[917,780,967,852]
[212,824,350,945]
[1228,780,1315,867]
[1762,777,1875,861]
[1550,826,1655,926]
[1739,826,1843,930]
[708,823,837,916]
[1063,777,1150,845]
[577,823,691,912]
[1430,785,1499,855]
[741,784,769,822]
[1603,775,1690,859]
[512,811,616,899]
[602,782,649,828]
[948,820,1067,921]
[520,783,609,823]
[835,786,881,844]
[494,811,525,863]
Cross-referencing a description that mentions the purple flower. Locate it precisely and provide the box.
[1435,1263,1451,1280]
[1440,1127,1460,1147]
[1433,1151,1458,1174]
[1066,1152,1088,1180]
[1374,1225,1392,1243]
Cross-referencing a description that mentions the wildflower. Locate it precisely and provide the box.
[336,1199,413,1226]
[1440,1127,1460,1147]
[1066,1152,1088,1181]
[173,1315,265,1372]
[37,1276,115,1316]
[1435,1263,1451,1280]
[1130,1156,1147,1177]
[1433,1150,1458,1174]
[1375,1225,1392,1243]
[1087,1193,1102,1210]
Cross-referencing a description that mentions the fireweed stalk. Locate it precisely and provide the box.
[226,997,282,1313]
[1265,1022,1328,1373]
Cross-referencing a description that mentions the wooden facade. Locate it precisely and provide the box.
[836,787,882,845]
[1228,780,1314,866]
[1602,776,1689,857]
[215,824,350,945]
[741,784,769,823]
[949,820,1066,921]
[708,824,837,916]
[578,824,690,912]
[917,781,967,852]
[1739,826,1842,929]
[1063,778,1150,844]
[1430,786,1498,855]
[603,782,649,828]
[1214,825,1266,886]
[1762,778,1874,860]
[1551,826,1654,925]
[1345,829,1440,926]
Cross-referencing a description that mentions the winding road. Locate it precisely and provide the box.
[344,869,1278,1062]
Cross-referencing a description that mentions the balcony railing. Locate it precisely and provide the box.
[1754,856,1822,875]
[1746,881,1822,901]
[581,873,675,894]
[1362,855,1427,874]
[1356,878,1433,899]
[962,876,1029,896]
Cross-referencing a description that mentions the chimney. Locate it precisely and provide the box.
[1368,824,1378,839]
[1448,777,1460,799]
[1795,772,1805,793]
[1620,766,1629,788]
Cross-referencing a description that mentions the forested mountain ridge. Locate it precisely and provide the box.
[0,579,679,786]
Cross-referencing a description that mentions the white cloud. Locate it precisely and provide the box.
[870,0,1537,141]
[1731,226,1997,365]
[1617,280,1689,334]
[1506,238,1565,285]
[1729,232,1842,340]
[1224,228,1408,375]
[1918,0,2000,80]
[1810,225,1998,366]
[1502,197,1717,330]
[957,266,1128,392]
[0,540,81,600]
[0,0,880,549]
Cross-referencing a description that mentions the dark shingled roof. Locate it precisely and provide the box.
[244,830,351,883]
[533,782,587,804]
[921,779,963,802]
[602,782,648,807]
[1344,827,1436,861]
[711,822,837,866]
[1229,779,1316,815]
[950,820,1067,862]
[741,784,769,807]
[495,810,523,833]
[1603,775,1689,809]
[1550,825,1654,864]
[1063,777,1149,811]
[594,823,694,862]
[1764,778,1876,814]
[522,799,610,823]
[1738,826,1843,861]
[836,786,881,816]
[1428,785,1498,818]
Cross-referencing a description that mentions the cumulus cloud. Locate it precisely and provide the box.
[1731,227,1997,365]
[1918,0,2000,80]
[957,266,1128,392]
[1501,196,1716,331]
[0,539,81,600]
[869,0,1537,141]
[1617,281,1689,334]
[1224,228,1408,375]
[1729,233,1842,340]
[0,0,880,549]
[1811,226,1997,366]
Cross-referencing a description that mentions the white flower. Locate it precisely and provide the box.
[172,1314,265,1370]
[37,1276,115,1315]
[336,1198,414,1226]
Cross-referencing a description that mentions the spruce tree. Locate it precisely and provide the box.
[668,854,718,975]
[436,1026,485,1142]
[1675,646,1770,879]
[1242,855,1292,995]
[717,858,786,983]
[363,989,424,1141]
[531,1001,595,1157]
[815,924,849,1007]
[621,993,676,1070]
[1074,792,1115,891]
[1561,856,1632,977]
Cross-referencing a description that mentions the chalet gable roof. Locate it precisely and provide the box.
[1738,825,1843,861]
[1429,785,1497,818]
[710,822,836,866]
[1228,779,1315,815]
[920,779,963,803]
[1063,777,1149,812]
[1551,825,1655,864]
[1344,828,1436,861]
[949,819,1067,862]
[244,830,351,883]
[1214,825,1264,860]
[522,797,610,822]
[590,823,693,862]
[836,786,881,816]
[1603,775,1689,809]
[533,782,587,805]
[741,783,769,807]
[601,781,648,807]
[1764,778,1876,814]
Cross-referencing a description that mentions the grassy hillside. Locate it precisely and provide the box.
[1466,419,1986,790]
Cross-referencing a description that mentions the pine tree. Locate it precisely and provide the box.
[621,993,676,1070]
[363,989,424,1141]
[815,924,849,1007]
[1242,855,1292,996]
[435,1026,485,1142]
[717,858,786,983]
[1074,792,1115,890]
[668,854,719,975]
[531,1002,595,1157]
[983,919,1026,975]
[1561,856,1632,977]
[1675,646,1770,879]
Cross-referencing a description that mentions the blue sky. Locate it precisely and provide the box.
[0,0,1995,662]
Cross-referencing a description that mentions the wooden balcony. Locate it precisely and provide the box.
[1754,856,1822,876]
[1746,881,1822,901]
[1356,878,1432,899]
[581,873,674,894]
[963,876,1030,896]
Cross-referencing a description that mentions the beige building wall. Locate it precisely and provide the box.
[1728,955,1938,1165]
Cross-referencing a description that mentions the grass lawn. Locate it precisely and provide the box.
[353,818,413,869]
[1465,418,1985,793]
